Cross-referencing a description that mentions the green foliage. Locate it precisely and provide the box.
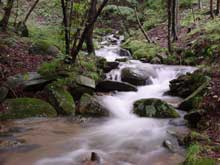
[122,39,164,61]
[184,144,216,165]
[28,24,64,52]
[103,5,134,17]
[38,54,102,83]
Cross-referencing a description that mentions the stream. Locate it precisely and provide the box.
[1,35,196,165]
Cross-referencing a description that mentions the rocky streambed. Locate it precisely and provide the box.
[0,34,208,165]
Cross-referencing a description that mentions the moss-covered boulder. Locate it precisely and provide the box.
[168,70,209,98]
[178,76,210,111]
[133,98,180,118]
[46,84,75,116]
[78,94,109,117]
[0,98,57,120]
[29,40,61,56]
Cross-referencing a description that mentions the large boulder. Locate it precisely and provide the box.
[103,62,119,73]
[69,75,96,101]
[46,84,75,115]
[96,57,119,73]
[96,80,137,92]
[29,40,61,56]
[178,76,210,111]
[0,98,57,120]
[78,94,109,117]
[133,98,180,118]
[5,72,53,92]
[168,70,209,98]
[119,48,132,57]
[121,67,153,86]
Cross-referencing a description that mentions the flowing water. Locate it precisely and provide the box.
[1,35,196,165]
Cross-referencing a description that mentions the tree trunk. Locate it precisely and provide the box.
[198,0,202,9]
[23,0,39,24]
[61,0,70,55]
[167,0,172,52]
[71,0,109,63]
[216,0,220,15]
[172,0,178,41]
[0,0,14,31]
[134,7,152,43]
[210,0,214,19]
[85,0,97,55]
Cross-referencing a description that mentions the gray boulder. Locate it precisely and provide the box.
[121,67,153,86]
[96,80,137,92]
[78,94,109,117]
[29,40,61,56]
[5,72,53,92]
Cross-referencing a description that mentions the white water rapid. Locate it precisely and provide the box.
[36,35,196,165]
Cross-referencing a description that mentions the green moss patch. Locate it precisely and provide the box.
[1,98,57,120]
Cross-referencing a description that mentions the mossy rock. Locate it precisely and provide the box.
[0,98,57,120]
[46,84,75,116]
[79,94,109,117]
[179,76,211,111]
[168,70,210,98]
[133,98,180,118]
[29,40,61,56]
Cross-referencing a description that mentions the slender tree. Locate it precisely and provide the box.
[172,0,178,41]
[210,0,214,19]
[0,0,14,31]
[167,0,172,52]
[85,0,97,55]
[61,0,70,55]
[22,0,39,24]
[216,0,220,15]
[71,0,109,63]
[198,0,202,9]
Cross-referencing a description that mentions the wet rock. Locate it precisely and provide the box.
[119,48,131,57]
[0,98,57,120]
[76,75,96,89]
[163,140,177,153]
[169,119,187,126]
[168,70,210,98]
[0,86,9,103]
[133,98,180,118]
[79,94,109,117]
[151,57,161,64]
[29,40,61,56]
[46,84,75,116]
[184,110,207,128]
[69,76,96,101]
[115,58,129,62]
[96,80,137,92]
[103,62,119,73]
[96,57,119,73]
[121,67,153,86]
